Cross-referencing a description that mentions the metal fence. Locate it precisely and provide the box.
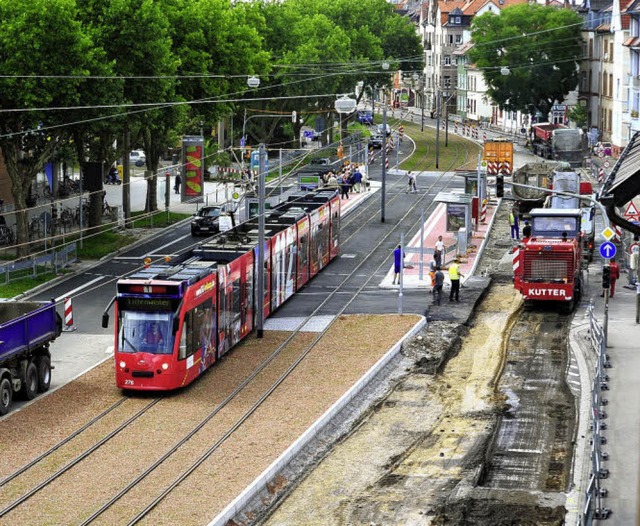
[582,302,611,524]
[0,243,77,285]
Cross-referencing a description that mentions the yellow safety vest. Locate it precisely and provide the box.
[449,263,459,280]
[509,212,515,226]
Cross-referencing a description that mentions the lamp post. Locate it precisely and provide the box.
[241,76,261,171]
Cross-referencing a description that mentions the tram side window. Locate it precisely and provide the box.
[232,278,241,312]
[179,300,212,360]
[299,235,308,268]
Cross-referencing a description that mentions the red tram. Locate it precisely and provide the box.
[103,190,340,391]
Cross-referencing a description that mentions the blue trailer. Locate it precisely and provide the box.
[0,301,62,415]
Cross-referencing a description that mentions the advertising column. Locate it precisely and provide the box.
[181,136,204,204]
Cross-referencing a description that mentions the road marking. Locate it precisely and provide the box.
[105,346,114,354]
[147,234,191,255]
[55,276,107,302]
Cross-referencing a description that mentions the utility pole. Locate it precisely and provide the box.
[381,90,387,223]
[257,144,266,338]
[435,90,440,169]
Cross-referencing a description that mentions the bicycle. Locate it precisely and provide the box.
[0,224,14,246]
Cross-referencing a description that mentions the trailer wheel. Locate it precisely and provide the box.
[0,377,12,416]
[36,355,52,393]
[20,361,38,400]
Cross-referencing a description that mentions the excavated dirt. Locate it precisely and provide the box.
[252,201,573,526]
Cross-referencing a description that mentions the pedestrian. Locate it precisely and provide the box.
[448,257,464,302]
[174,173,182,194]
[352,167,363,193]
[406,171,417,193]
[432,266,445,305]
[609,257,621,298]
[509,208,520,240]
[327,172,338,188]
[340,173,350,199]
[434,235,444,268]
[429,258,437,292]
[392,244,404,285]
[522,220,532,239]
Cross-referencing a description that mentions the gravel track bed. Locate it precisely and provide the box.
[0,314,419,526]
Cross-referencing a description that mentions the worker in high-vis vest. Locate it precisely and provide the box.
[448,258,464,302]
[509,208,520,240]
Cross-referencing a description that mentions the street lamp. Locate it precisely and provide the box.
[500,66,510,76]
[242,76,261,170]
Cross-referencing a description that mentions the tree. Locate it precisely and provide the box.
[469,4,583,118]
[0,0,98,256]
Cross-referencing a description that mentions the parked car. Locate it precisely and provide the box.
[191,206,221,236]
[356,110,374,125]
[377,124,391,136]
[129,150,146,167]
[368,134,384,149]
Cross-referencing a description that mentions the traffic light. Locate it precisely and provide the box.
[602,265,611,289]
[496,176,504,198]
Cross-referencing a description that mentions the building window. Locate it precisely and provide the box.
[455,16,461,24]
[449,34,454,45]
[444,55,451,66]
[456,34,462,43]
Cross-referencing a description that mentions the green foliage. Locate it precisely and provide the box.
[469,4,583,116]
[567,104,588,128]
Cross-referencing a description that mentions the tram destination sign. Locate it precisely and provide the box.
[119,297,175,311]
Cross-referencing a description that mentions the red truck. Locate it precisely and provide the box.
[531,123,586,167]
[513,208,583,311]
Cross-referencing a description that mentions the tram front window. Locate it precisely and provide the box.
[119,311,172,355]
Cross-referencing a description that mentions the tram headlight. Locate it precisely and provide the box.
[162,363,169,370]
[119,360,126,369]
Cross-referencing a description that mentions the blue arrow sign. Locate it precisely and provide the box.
[599,241,617,259]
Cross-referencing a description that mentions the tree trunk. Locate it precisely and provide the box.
[145,171,158,212]
[1,144,42,258]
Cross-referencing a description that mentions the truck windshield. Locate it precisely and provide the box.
[119,311,172,355]
[532,216,579,236]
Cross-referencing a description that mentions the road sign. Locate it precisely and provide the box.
[601,227,616,241]
[630,242,639,255]
[624,201,640,219]
[480,159,488,173]
[240,137,246,148]
[599,241,617,259]
[603,160,610,168]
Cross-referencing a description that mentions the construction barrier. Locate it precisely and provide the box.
[481,199,487,223]
[62,297,77,332]
[398,126,404,141]
[598,168,605,183]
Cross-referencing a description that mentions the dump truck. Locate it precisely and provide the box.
[531,123,585,167]
[0,301,62,415]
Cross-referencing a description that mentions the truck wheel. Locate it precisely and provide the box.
[20,362,38,400]
[36,355,52,393]
[0,377,12,416]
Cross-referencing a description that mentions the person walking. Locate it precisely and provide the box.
[352,167,363,193]
[448,258,464,302]
[509,208,520,240]
[609,257,621,298]
[522,220,532,239]
[406,171,417,193]
[174,173,182,194]
[432,266,445,305]
[429,258,437,292]
[434,235,444,268]
[392,244,404,285]
[340,173,350,200]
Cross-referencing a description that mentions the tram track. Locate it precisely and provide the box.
[0,132,476,525]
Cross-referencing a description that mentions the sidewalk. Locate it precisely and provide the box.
[568,274,640,524]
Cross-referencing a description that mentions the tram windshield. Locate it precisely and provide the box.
[119,311,172,355]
